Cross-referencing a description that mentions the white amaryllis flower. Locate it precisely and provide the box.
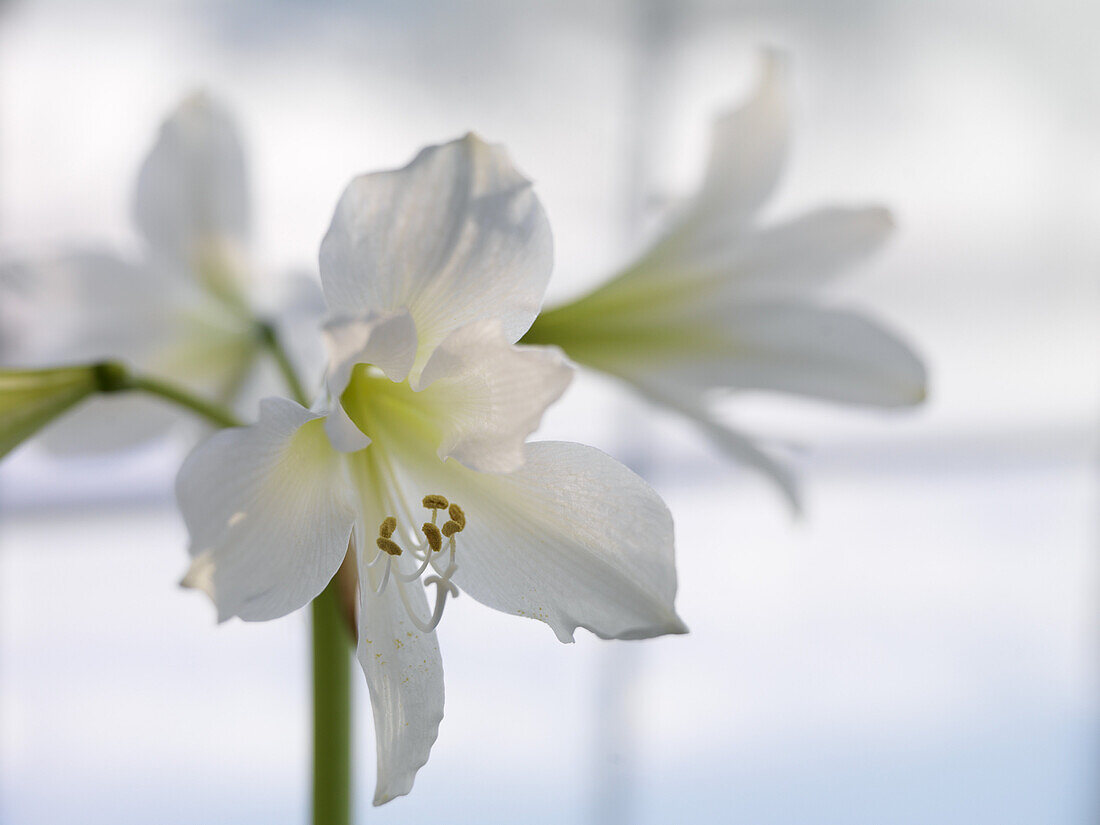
[177,135,686,805]
[523,53,926,507]
[0,93,307,451]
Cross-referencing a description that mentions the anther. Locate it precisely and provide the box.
[376,537,403,556]
[447,503,466,530]
[422,494,449,510]
[421,522,443,552]
[441,520,462,537]
[379,516,397,538]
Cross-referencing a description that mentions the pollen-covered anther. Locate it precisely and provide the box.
[447,503,466,530]
[376,536,403,556]
[422,494,449,511]
[378,516,397,538]
[421,522,443,552]
[441,520,462,538]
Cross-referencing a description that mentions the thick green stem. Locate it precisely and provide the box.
[254,324,354,823]
[312,582,354,825]
[257,321,311,407]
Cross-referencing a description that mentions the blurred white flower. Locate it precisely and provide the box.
[177,135,686,805]
[524,53,926,508]
[0,93,319,452]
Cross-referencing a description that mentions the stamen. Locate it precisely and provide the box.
[394,576,451,633]
[447,503,466,529]
[376,537,403,556]
[368,493,469,633]
[421,522,443,552]
[372,554,392,595]
[422,494,449,510]
[395,549,434,582]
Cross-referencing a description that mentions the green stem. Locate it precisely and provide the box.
[312,582,354,825]
[104,370,244,429]
[258,321,311,407]
[256,323,354,824]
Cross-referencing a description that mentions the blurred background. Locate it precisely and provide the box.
[1,1,1097,823]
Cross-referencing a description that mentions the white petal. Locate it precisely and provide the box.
[644,206,895,300]
[572,302,927,409]
[697,302,928,407]
[0,252,181,451]
[723,206,894,295]
[1,250,257,452]
[695,419,802,513]
[357,540,444,806]
[323,310,418,395]
[397,441,686,642]
[631,383,802,513]
[322,310,419,453]
[133,92,249,266]
[319,134,553,378]
[416,319,573,473]
[691,50,788,228]
[1,251,179,367]
[177,398,355,622]
[323,400,372,454]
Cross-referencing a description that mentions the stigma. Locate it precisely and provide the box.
[365,493,465,633]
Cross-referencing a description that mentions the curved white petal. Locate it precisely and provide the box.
[642,206,895,301]
[1,251,179,367]
[723,206,894,295]
[319,134,553,379]
[699,302,928,407]
[396,441,686,642]
[323,400,372,454]
[571,302,926,409]
[416,319,573,473]
[691,50,788,228]
[322,310,419,453]
[133,92,249,268]
[357,539,444,806]
[324,310,418,395]
[178,398,354,622]
[1,250,258,452]
[632,383,803,513]
[694,418,802,513]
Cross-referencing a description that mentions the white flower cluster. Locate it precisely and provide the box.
[0,53,923,806]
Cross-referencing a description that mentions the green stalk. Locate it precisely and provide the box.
[257,324,356,825]
[311,583,354,825]
[257,321,311,407]
[90,363,242,429]
[122,374,244,429]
